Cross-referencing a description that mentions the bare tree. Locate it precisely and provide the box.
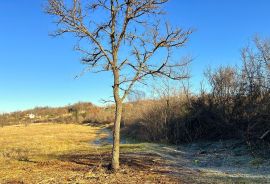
[46,0,192,170]
[205,66,238,99]
[254,36,270,89]
[241,37,270,94]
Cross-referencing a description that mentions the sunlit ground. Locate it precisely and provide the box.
[0,123,269,184]
[0,123,180,183]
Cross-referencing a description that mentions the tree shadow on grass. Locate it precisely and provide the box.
[49,151,195,183]
[57,151,165,170]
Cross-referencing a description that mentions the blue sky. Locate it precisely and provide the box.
[0,0,270,112]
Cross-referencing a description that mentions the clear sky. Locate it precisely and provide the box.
[1,0,270,113]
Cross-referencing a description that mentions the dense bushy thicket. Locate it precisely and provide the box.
[123,37,270,156]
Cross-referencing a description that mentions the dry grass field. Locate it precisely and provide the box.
[0,123,269,184]
[0,123,183,184]
[0,123,101,183]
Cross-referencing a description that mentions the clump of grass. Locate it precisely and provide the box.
[194,159,200,165]
[2,148,30,161]
[249,158,264,167]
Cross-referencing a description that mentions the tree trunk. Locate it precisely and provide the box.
[111,99,123,170]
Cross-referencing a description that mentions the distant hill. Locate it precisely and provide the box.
[0,102,114,126]
[0,98,160,129]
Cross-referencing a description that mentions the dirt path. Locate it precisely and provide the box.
[92,127,270,184]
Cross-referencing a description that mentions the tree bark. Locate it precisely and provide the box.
[111,53,122,170]
[111,98,123,170]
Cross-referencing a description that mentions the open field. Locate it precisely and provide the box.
[0,123,182,183]
[0,123,269,184]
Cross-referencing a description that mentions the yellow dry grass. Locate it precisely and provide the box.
[0,123,182,184]
[0,123,107,184]
[0,123,101,154]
